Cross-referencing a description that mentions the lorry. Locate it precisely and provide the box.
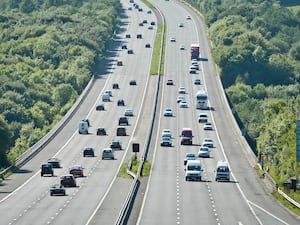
[190,44,200,60]
[185,160,202,181]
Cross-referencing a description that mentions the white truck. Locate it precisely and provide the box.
[215,160,231,182]
[78,120,88,134]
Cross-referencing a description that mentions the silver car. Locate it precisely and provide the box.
[163,108,173,117]
[198,147,210,158]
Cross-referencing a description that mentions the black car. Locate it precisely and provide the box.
[83,147,95,157]
[97,127,107,136]
[96,103,105,111]
[121,44,127,49]
[110,140,122,150]
[129,80,137,85]
[136,34,142,39]
[60,174,76,187]
[145,43,151,48]
[117,99,125,106]
[127,49,134,54]
[47,158,61,168]
[50,185,66,196]
[119,116,129,126]
[112,83,119,89]
[41,164,54,176]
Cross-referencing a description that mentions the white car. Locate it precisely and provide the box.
[178,87,187,94]
[202,138,214,148]
[178,22,184,27]
[179,100,188,108]
[184,153,196,165]
[170,37,176,42]
[124,109,134,116]
[198,113,208,123]
[204,122,213,130]
[162,129,172,138]
[104,90,112,97]
[198,147,210,158]
[163,108,173,117]
[189,68,197,74]
[177,96,185,103]
[160,136,172,147]
[186,15,191,20]
[179,44,185,50]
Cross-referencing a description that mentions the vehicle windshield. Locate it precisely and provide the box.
[187,165,201,171]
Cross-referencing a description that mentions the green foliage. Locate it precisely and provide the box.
[0,0,121,166]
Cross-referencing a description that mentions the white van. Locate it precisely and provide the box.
[78,120,88,134]
[185,160,202,181]
[215,160,230,182]
[102,93,110,102]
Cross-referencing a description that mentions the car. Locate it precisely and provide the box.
[136,34,142,39]
[50,184,66,196]
[125,34,131,38]
[119,116,129,125]
[83,147,95,157]
[189,68,197,74]
[160,136,172,147]
[96,103,105,111]
[112,83,119,89]
[194,78,201,85]
[47,158,61,168]
[124,109,134,117]
[178,22,184,27]
[96,127,107,135]
[139,22,143,26]
[191,63,199,70]
[110,140,122,150]
[186,15,191,20]
[179,44,185,50]
[145,43,151,48]
[121,44,127,49]
[215,160,230,182]
[127,49,134,54]
[138,8,143,12]
[185,160,202,181]
[129,80,137,85]
[117,61,123,66]
[166,79,174,85]
[198,147,210,158]
[179,100,188,108]
[163,108,173,117]
[102,148,115,160]
[204,122,213,130]
[180,128,193,145]
[162,128,172,138]
[178,87,187,94]
[177,96,185,103]
[202,138,214,148]
[142,19,147,24]
[128,6,132,10]
[148,26,154,30]
[117,99,125,106]
[104,90,112,97]
[198,113,208,123]
[147,10,152,14]
[60,174,76,187]
[69,165,84,177]
[41,164,54,176]
[184,153,196,165]
[150,21,156,25]
[117,127,127,136]
[170,37,176,42]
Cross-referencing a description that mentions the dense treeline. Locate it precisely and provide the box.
[186,0,300,185]
[0,0,121,167]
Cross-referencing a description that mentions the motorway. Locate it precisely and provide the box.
[0,0,300,225]
[135,0,300,225]
[0,0,157,224]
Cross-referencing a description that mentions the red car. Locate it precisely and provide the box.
[60,174,77,187]
[166,79,174,85]
[69,165,84,177]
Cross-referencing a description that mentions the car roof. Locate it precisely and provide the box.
[70,165,82,170]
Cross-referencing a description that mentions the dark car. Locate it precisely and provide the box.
[117,99,125,106]
[96,103,105,111]
[145,43,151,48]
[112,83,119,89]
[69,165,84,177]
[121,44,127,49]
[129,80,137,85]
[110,140,122,150]
[127,49,134,54]
[136,34,142,39]
[47,158,61,168]
[150,21,155,25]
[97,127,107,136]
[119,116,129,125]
[50,184,66,196]
[125,34,131,38]
[83,147,95,157]
[41,164,54,176]
[60,174,76,187]
[117,127,127,136]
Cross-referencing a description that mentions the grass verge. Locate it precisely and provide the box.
[118,157,151,178]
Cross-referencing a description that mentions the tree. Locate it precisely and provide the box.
[0,115,12,167]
